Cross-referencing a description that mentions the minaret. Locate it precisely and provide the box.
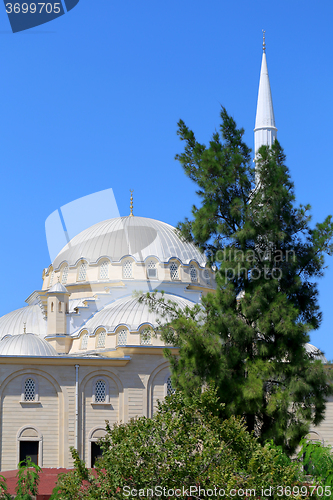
[254,31,277,155]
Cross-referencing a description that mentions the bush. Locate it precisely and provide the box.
[53,386,317,499]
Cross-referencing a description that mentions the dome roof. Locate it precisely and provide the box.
[305,343,327,363]
[48,282,69,294]
[0,305,47,339]
[53,216,206,269]
[0,333,58,357]
[78,293,196,334]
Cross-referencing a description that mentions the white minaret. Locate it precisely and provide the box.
[254,31,277,155]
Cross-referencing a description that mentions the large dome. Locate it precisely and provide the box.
[52,216,206,269]
[0,333,58,357]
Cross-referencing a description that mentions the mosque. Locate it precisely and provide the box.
[0,38,331,471]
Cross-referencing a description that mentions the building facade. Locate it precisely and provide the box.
[0,39,330,471]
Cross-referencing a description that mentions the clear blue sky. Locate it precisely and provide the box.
[1,0,333,358]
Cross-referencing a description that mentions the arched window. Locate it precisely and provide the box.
[96,330,106,348]
[117,329,128,346]
[166,376,176,396]
[146,260,157,279]
[61,265,69,284]
[204,269,210,285]
[95,380,106,403]
[58,302,62,312]
[122,260,133,279]
[24,378,36,402]
[140,328,152,345]
[170,261,179,280]
[78,262,87,281]
[189,264,198,282]
[81,332,89,350]
[49,270,54,288]
[100,261,109,280]
[51,302,54,313]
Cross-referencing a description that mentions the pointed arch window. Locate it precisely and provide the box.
[61,265,69,285]
[204,269,210,285]
[166,376,176,396]
[140,328,152,345]
[81,332,89,350]
[24,378,36,402]
[123,260,133,279]
[117,329,128,346]
[78,262,87,281]
[95,380,106,403]
[189,264,198,282]
[96,330,106,348]
[169,262,179,280]
[49,270,54,288]
[100,261,109,280]
[146,260,157,279]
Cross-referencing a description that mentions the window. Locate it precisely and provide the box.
[204,269,210,285]
[169,262,179,280]
[95,380,106,403]
[20,441,39,466]
[123,260,133,279]
[100,261,109,280]
[49,270,54,288]
[24,378,36,402]
[81,332,89,349]
[61,265,68,284]
[117,329,127,346]
[166,376,176,396]
[140,328,152,345]
[78,262,87,281]
[58,302,62,312]
[51,302,54,313]
[146,260,157,279]
[96,330,106,348]
[189,264,198,282]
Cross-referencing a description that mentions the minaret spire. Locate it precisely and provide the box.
[254,31,277,155]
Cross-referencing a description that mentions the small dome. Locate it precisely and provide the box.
[53,216,206,269]
[79,293,196,333]
[0,333,58,357]
[48,282,69,294]
[305,343,327,363]
[0,305,47,339]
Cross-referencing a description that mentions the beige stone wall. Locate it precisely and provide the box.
[311,397,333,446]
[0,354,169,471]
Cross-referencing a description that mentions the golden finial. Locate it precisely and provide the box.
[23,322,26,334]
[262,30,266,53]
[129,190,134,217]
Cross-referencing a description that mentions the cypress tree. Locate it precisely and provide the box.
[151,107,333,455]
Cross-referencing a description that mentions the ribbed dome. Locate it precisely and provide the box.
[80,293,196,333]
[0,305,47,339]
[0,333,58,357]
[53,216,206,269]
[305,343,327,363]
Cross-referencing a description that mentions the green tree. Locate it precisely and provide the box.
[143,107,333,455]
[53,386,313,500]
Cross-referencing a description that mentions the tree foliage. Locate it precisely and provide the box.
[52,386,314,500]
[141,107,333,455]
